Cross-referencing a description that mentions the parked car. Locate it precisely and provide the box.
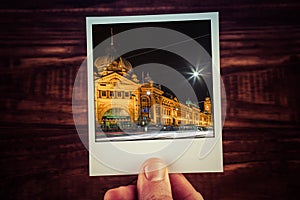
[197,126,208,131]
[179,124,198,131]
[161,125,178,131]
[146,124,163,132]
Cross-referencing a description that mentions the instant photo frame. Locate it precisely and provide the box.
[86,12,223,176]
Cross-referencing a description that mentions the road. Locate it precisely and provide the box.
[95,130,214,141]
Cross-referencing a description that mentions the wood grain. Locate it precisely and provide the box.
[0,1,299,199]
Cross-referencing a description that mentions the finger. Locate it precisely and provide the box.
[169,174,204,200]
[104,185,137,200]
[137,158,173,200]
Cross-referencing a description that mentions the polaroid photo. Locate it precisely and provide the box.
[86,12,223,176]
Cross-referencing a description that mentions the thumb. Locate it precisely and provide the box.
[137,158,173,200]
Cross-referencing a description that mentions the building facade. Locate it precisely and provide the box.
[94,56,212,131]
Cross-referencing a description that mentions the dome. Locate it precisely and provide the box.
[94,55,115,73]
[94,28,132,75]
[94,56,133,76]
[94,28,134,75]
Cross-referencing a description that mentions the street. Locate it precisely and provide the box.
[95,129,214,142]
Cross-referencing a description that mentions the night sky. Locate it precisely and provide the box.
[92,19,212,108]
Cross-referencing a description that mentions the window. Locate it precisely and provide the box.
[110,91,114,98]
[125,92,129,98]
[102,91,107,97]
[118,91,122,98]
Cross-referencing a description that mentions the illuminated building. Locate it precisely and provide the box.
[94,56,212,130]
[92,28,212,131]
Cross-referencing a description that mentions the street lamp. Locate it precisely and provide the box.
[188,67,204,84]
[192,71,199,77]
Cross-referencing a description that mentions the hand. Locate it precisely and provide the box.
[104,158,204,200]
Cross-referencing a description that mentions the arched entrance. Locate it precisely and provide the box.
[101,108,132,132]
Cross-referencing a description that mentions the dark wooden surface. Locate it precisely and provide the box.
[0,1,300,199]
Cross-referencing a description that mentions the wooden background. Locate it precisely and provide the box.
[0,1,299,199]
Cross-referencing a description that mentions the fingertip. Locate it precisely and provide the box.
[103,189,117,200]
[104,188,117,200]
[138,158,172,200]
[140,158,168,182]
[169,173,204,200]
[104,185,136,200]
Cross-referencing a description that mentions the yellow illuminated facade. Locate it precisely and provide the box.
[94,56,212,130]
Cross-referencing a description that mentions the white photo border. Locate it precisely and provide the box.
[86,12,223,176]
